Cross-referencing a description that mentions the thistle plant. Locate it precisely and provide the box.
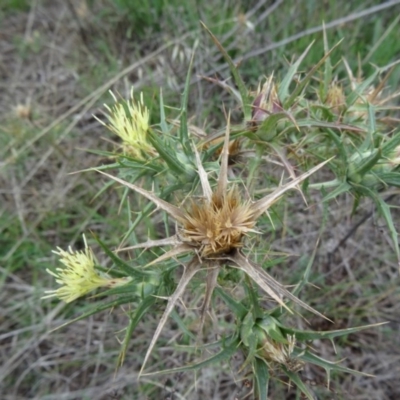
[42,28,399,399]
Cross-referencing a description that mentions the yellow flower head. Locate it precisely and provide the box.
[97,88,153,159]
[43,235,131,303]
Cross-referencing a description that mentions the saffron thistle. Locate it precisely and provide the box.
[97,117,331,374]
[96,89,153,159]
[43,235,131,303]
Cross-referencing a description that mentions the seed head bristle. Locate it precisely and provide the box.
[182,187,257,257]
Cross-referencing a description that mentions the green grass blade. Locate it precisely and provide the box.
[159,88,169,135]
[201,21,251,120]
[117,295,157,367]
[50,296,139,332]
[322,23,332,100]
[180,43,197,151]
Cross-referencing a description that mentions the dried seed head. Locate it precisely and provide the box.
[182,187,257,257]
[14,104,32,120]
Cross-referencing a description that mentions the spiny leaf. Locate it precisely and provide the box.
[140,336,239,376]
[282,322,387,341]
[284,39,343,109]
[214,287,247,319]
[253,358,270,400]
[282,367,315,400]
[144,243,193,268]
[139,259,201,376]
[200,265,220,326]
[373,194,400,266]
[229,251,329,321]
[146,129,189,175]
[299,350,374,377]
[278,41,314,104]
[346,65,380,107]
[117,235,181,252]
[323,181,351,202]
[252,159,332,219]
[95,170,186,223]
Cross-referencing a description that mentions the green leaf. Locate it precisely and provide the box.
[140,336,240,376]
[324,127,347,162]
[291,240,318,297]
[281,322,386,342]
[254,112,291,141]
[93,280,157,299]
[201,22,251,120]
[373,194,400,264]
[94,235,148,279]
[214,287,247,320]
[323,181,351,202]
[256,316,287,344]
[347,67,380,107]
[378,172,400,187]
[117,295,157,367]
[170,309,196,341]
[240,311,256,347]
[282,367,315,400]
[278,41,314,104]
[50,296,139,332]
[284,39,343,109]
[147,129,188,176]
[298,350,372,377]
[382,130,400,155]
[158,88,169,135]
[296,119,364,133]
[322,24,332,100]
[363,103,376,150]
[349,148,381,179]
[253,358,269,400]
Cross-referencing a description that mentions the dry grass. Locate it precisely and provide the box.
[1,1,400,399]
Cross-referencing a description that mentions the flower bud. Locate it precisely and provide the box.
[325,83,346,114]
[347,149,380,184]
[252,75,282,124]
